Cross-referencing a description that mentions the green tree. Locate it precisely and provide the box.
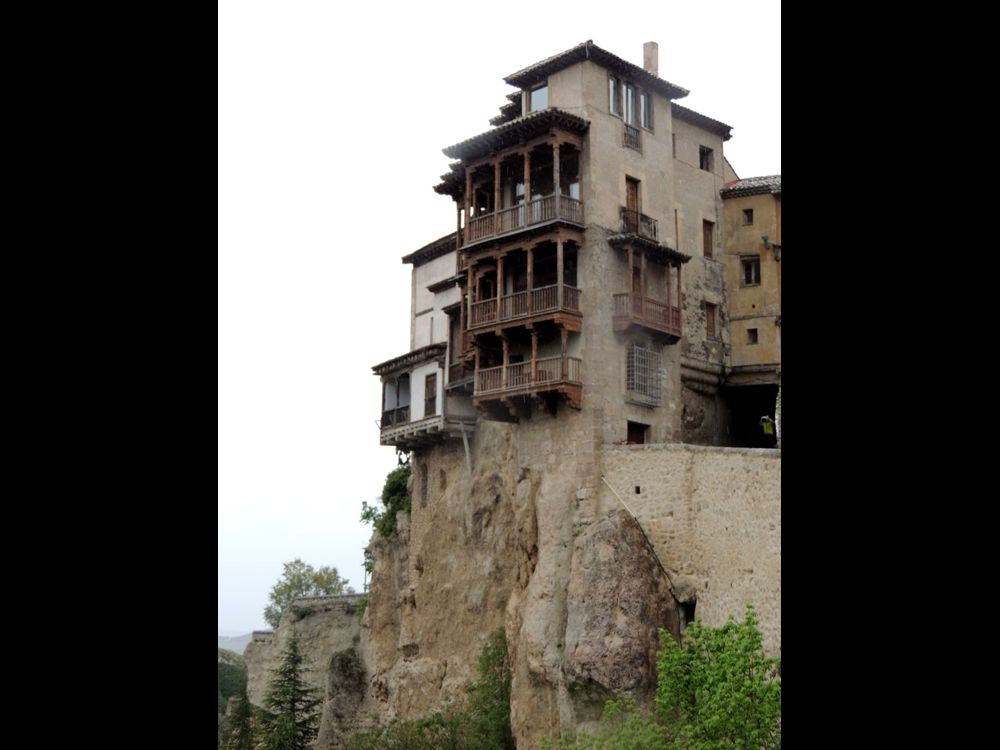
[360,463,411,539]
[656,605,780,750]
[222,681,255,750]
[544,605,780,750]
[258,634,323,750]
[264,558,354,628]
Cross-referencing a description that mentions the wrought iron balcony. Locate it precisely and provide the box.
[623,123,641,151]
[619,207,658,241]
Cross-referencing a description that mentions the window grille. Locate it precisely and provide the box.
[626,344,661,406]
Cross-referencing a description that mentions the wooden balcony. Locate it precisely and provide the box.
[469,284,581,330]
[613,292,682,339]
[379,410,477,451]
[473,355,582,409]
[380,406,410,427]
[465,193,583,247]
[620,207,658,241]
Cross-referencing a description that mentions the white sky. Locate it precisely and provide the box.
[218,0,780,633]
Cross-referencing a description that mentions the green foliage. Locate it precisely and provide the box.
[360,463,412,539]
[222,680,256,750]
[257,634,323,750]
[544,606,780,750]
[264,558,354,628]
[655,605,780,750]
[356,596,368,621]
[218,661,247,714]
[347,626,514,750]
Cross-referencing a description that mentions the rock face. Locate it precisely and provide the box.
[244,422,780,749]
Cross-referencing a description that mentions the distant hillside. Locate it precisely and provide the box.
[218,648,247,747]
[218,633,252,654]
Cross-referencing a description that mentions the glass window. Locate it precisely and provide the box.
[623,83,636,125]
[609,76,621,115]
[639,91,652,129]
[742,257,761,285]
[529,84,548,112]
[743,208,754,225]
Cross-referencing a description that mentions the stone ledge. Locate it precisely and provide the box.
[605,442,780,458]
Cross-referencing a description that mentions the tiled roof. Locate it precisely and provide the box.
[505,40,689,101]
[441,108,589,161]
[401,232,458,266]
[372,343,447,376]
[671,103,732,141]
[720,175,781,199]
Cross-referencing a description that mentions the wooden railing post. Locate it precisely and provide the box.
[465,168,473,243]
[497,253,504,321]
[467,265,474,324]
[501,334,509,390]
[523,150,531,223]
[494,160,501,220]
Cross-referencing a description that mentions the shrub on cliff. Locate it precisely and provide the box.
[347,626,514,750]
[360,462,411,539]
[264,558,353,628]
[544,605,781,750]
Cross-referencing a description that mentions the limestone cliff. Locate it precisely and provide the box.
[245,421,780,749]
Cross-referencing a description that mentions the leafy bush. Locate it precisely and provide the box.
[264,558,353,628]
[361,463,412,539]
[544,606,780,750]
[347,626,514,750]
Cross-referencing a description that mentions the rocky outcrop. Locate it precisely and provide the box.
[245,421,780,749]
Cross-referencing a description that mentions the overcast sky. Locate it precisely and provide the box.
[218,0,780,634]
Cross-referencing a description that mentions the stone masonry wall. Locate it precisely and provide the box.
[600,443,780,655]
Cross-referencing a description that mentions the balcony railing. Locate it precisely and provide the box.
[380,405,410,428]
[469,284,581,329]
[623,123,641,151]
[613,292,681,337]
[465,193,584,245]
[448,361,472,385]
[475,356,582,396]
[620,207,658,241]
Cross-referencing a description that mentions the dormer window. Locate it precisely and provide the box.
[528,83,548,113]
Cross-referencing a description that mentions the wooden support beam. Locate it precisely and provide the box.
[497,253,504,302]
[560,326,568,380]
[523,150,531,211]
[553,142,561,218]
[557,239,564,309]
[526,246,534,313]
[494,160,501,215]
[531,328,538,382]
[501,334,509,390]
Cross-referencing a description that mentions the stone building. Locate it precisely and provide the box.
[356,40,781,748]
[374,39,780,450]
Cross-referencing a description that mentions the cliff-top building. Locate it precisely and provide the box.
[374,39,780,450]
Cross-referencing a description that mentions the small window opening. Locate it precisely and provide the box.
[747,328,758,344]
[743,208,754,225]
[529,83,548,112]
[671,132,677,158]
[705,302,717,339]
[699,146,714,172]
[627,420,649,444]
[634,486,641,495]
[703,220,714,259]
[741,257,761,285]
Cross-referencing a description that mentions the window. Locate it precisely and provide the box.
[528,83,548,113]
[699,145,714,172]
[627,420,649,445]
[672,132,677,158]
[639,90,652,130]
[743,208,754,225]
[609,75,621,115]
[705,302,717,338]
[703,220,714,258]
[747,328,759,345]
[741,256,761,285]
[626,344,661,406]
[623,82,636,125]
[424,373,437,417]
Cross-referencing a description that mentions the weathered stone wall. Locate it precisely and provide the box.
[243,594,365,713]
[600,443,781,655]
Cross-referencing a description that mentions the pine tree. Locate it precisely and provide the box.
[222,680,255,750]
[258,634,323,750]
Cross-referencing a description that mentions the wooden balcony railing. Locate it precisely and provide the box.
[612,292,681,337]
[475,356,583,396]
[623,123,641,151]
[380,405,410,428]
[469,284,581,330]
[620,207,658,241]
[464,193,584,245]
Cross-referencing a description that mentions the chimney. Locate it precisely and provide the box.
[643,41,659,76]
